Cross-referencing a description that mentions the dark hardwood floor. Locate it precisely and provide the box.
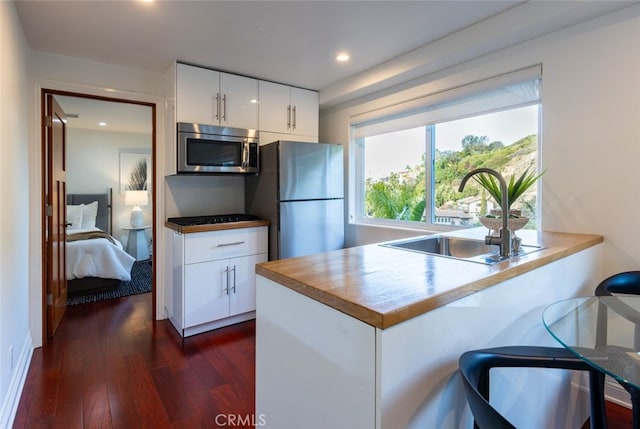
[583,401,633,429]
[13,293,255,428]
[13,292,633,428]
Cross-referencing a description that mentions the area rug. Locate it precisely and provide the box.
[67,260,152,306]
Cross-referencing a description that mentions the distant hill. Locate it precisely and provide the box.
[442,134,539,211]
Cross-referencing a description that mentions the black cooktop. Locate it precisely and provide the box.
[167,213,261,226]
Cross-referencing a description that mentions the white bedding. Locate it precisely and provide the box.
[66,228,136,281]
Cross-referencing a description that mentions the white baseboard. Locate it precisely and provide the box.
[0,333,33,428]
[605,376,632,409]
[183,311,256,337]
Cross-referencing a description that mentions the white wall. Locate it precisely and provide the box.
[0,2,32,426]
[320,5,640,278]
[165,175,245,218]
[67,128,153,243]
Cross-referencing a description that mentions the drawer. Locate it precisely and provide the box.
[184,226,267,264]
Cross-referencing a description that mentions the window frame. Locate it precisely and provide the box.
[351,69,542,232]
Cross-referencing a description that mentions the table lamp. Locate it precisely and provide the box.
[125,190,148,228]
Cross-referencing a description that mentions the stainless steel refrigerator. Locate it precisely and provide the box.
[245,141,344,260]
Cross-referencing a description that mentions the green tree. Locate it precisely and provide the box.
[460,135,489,155]
[365,168,425,221]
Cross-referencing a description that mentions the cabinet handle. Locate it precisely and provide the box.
[223,266,229,294]
[230,265,236,293]
[222,94,227,122]
[216,241,245,248]
[287,104,291,129]
[215,93,221,121]
[292,105,297,130]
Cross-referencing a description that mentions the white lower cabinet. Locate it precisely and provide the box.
[184,254,261,327]
[168,226,268,337]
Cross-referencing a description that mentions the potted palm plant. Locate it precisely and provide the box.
[472,167,545,231]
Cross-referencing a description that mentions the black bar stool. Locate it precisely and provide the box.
[459,346,607,429]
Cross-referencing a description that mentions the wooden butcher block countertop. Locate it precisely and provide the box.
[256,229,603,329]
[165,219,269,233]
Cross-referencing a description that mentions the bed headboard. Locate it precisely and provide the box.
[67,189,112,234]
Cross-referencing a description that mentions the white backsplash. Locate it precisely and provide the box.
[165,175,245,217]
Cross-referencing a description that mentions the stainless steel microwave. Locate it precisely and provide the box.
[177,122,259,174]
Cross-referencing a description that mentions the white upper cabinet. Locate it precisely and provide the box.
[220,73,259,129]
[291,86,319,138]
[176,63,258,130]
[259,80,318,141]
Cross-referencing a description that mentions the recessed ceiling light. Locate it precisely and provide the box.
[98,122,107,127]
[336,53,350,63]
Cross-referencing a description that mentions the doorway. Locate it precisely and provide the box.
[41,89,157,342]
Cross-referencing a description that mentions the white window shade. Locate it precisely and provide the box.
[353,66,541,139]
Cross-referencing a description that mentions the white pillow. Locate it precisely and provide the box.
[66,204,83,230]
[81,201,99,229]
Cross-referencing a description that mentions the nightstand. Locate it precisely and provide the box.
[122,225,151,261]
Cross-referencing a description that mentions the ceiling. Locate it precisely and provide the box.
[15,0,524,92]
[19,0,637,133]
[55,95,153,134]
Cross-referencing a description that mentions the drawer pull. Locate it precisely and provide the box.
[216,241,245,248]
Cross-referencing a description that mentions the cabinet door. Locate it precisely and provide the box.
[220,72,258,130]
[229,253,267,316]
[184,259,230,327]
[258,80,291,134]
[176,63,220,124]
[290,87,319,138]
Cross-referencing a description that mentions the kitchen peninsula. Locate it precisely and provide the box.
[255,229,603,429]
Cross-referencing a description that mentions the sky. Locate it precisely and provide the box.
[364,105,539,179]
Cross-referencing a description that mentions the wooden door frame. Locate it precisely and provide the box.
[41,88,158,343]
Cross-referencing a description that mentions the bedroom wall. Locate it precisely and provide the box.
[320,4,640,280]
[0,2,32,426]
[67,128,153,245]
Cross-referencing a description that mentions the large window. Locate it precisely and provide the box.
[354,70,541,230]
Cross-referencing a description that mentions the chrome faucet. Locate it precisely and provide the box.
[458,168,512,259]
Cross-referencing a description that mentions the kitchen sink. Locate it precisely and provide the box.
[381,235,544,265]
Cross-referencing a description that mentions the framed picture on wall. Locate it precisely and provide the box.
[120,150,151,193]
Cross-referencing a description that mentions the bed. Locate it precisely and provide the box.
[66,190,136,297]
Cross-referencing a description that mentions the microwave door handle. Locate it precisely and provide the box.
[242,140,249,168]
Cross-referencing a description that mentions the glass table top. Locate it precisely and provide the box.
[543,296,640,390]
